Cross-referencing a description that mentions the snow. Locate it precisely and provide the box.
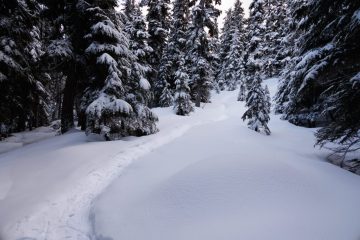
[97,53,118,66]
[91,78,360,240]
[351,9,360,28]
[139,77,151,90]
[0,126,58,154]
[91,21,124,40]
[1,78,360,240]
[86,93,133,117]
[0,88,230,239]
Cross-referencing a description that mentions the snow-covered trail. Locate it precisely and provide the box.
[0,86,234,240]
[1,79,360,240]
[90,79,360,240]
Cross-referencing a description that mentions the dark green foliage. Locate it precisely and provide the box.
[186,0,221,107]
[0,0,49,134]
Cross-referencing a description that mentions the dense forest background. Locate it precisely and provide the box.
[0,0,359,157]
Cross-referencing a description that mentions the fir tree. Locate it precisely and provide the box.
[242,75,271,135]
[159,82,174,107]
[174,57,193,116]
[216,8,234,90]
[123,1,159,135]
[156,0,193,106]
[141,0,171,88]
[243,0,267,89]
[238,81,246,101]
[222,0,246,91]
[123,1,153,106]
[40,0,90,133]
[83,1,157,140]
[186,0,221,107]
[262,0,288,78]
[0,0,49,134]
[276,0,360,157]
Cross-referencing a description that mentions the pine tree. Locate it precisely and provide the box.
[83,1,157,140]
[216,8,234,90]
[158,82,174,107]
[40,0,90,133]
[238,82,246,101]
[242,75,271,135]
[243,0,267,89]
[262,0,288,78]
[156,0,193,106]
[222,0,246,91]
[276,0,360,157]
[0,0,49,134]
[186,0,221,107]
[141,0,171,89]
[123,1,153,106]
[174,57,193,115]
[123,1,159,136]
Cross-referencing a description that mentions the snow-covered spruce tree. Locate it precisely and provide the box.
[223,29,244,91]
[40,0,74,124]
[262,0,288,78]
[222,0,246,91]
[186,0,221,107]
[41,0,90,133]
[123,1,154,106]
[238,81,246,101]
[276,0,360,157]
[274,0,306,114]
[209,36,222,93]
[242,75,271,135]
[141,0,171,89]
[174,57,194,116]
[216,8,234,90]
[277,0,360,127]
[122,3,159,136]
[243,0,267,89]
[0,0,49,134]
[83,2,157,140]
[156,0,193,106]
[158,82,174,107]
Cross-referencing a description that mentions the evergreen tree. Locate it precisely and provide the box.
[0,0,49,134]
[123,0,153,106]
[274,0,305,114]
[158,82,174,107]
[123,2,159,136]
[238,81,246,101]
[186,0,221,107]
[276,0,360,156]
[243,0,267,89]
[242,75,271,135]
[141,0,171,89]
[156,0,193,106]
[83,1,157,140]
[40,0,90,133]
[222,0,246,91]
[174,57,194,115]
[216,8,234,90]
[262,0,288,78]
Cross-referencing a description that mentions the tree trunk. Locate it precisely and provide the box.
[195,90,201,107]
[61,68,77,133]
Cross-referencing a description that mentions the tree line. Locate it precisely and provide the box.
[1,0,359,157]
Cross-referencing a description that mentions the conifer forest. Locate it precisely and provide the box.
[0,0,360,239]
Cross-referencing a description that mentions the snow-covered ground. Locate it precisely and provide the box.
[90,79,360,240]
[0,87,232,240]
[0,125,58,154]
[1,78,360,240]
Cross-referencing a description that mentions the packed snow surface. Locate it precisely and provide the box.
[91,79,360,240]
[1,78,360,240]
